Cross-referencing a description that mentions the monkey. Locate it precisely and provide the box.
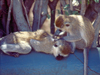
[0,29,71,60]
[54,15,95,75]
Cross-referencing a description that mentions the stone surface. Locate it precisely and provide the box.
[0,48,100,75]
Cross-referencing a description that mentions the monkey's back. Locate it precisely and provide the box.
[0,29,50,44]
[69,15,94,49]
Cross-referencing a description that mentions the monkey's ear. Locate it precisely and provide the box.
[54,23,63,29]
[30,39,40,45]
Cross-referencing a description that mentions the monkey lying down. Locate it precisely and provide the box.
[54,15,95,75]
[0,29,71,60]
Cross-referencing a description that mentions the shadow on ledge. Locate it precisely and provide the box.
[0,48,100,75]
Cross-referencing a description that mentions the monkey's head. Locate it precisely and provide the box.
[53,39,71,60]
[54,15,79,36]
[30,37,71,60]
[55,15,72,33]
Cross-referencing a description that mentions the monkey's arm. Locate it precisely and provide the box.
[63,35,82,42]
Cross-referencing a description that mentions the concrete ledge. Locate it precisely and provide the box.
[0,48,100,75]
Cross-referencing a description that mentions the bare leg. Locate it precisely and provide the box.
[83,48,89,75]
[1,42,32,56]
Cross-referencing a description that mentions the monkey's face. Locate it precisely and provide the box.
[52,40,71,60]
[54,22,72,38]
[55,15,73,35]
[60,22,72,33]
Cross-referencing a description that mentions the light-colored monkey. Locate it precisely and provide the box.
[0,29,47,57]
[54,15,95,75]
[0,29,71,59]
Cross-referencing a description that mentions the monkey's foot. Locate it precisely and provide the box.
[7,52,19,57]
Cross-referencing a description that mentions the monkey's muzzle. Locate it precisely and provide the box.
[56,54,64,60]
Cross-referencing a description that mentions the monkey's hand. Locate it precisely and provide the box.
[53,29,67,39]
[54,29,63,36]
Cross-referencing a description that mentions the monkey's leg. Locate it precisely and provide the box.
[83,48,89,75]
[69,42,76,53]
[1,42,32,57]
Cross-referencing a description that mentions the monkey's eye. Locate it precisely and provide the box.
[54,44,58,47]
[65,24,70,27]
